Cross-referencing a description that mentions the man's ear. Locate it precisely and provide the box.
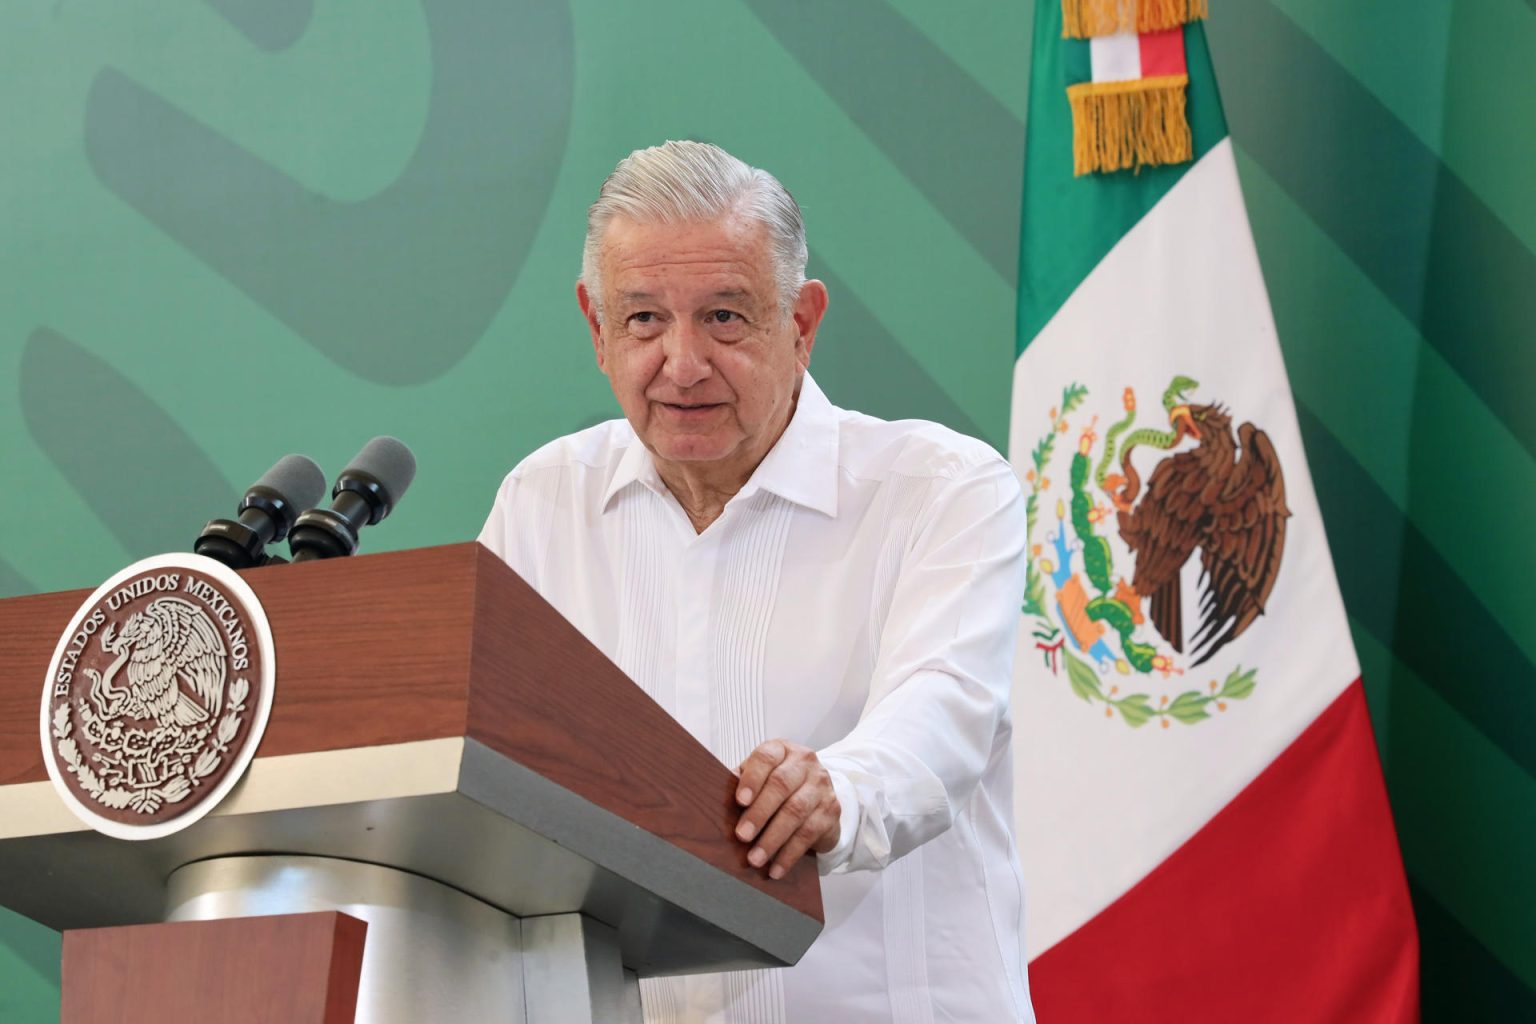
[576,280,605,370]
[791,280,829,371]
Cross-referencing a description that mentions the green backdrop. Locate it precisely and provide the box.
[2,1,1531,1019]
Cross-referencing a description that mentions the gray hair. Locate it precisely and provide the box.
[580,140,808,322]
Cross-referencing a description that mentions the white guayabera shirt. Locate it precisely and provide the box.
[479,375,1035,1024]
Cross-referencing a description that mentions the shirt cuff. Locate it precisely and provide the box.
[817,766,860,876]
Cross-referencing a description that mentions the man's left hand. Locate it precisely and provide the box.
[735,739,842,880]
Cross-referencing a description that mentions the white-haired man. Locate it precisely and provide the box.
[480,141,1034,1023]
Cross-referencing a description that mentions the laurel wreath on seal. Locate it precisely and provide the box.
[51,678,250,815]
[1022,383,1259,729]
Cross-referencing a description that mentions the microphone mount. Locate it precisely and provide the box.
[195,454,327,570]
[289,470,395,562]
[289,437,416,563]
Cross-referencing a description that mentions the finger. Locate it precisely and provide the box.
[746,783,821,867]
[767,804,840,880]
[735,740,788,806]
[736,757,809,844]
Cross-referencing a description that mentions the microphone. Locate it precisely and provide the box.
[195,454,328,570]
[289,436,417,562]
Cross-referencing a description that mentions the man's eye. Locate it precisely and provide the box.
[708,310,740,323]
[630,312,656,324]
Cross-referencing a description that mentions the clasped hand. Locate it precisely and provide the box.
[734,739,841,880]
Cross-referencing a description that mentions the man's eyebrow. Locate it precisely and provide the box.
[617,290,659,304]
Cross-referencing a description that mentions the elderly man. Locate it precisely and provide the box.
[479,141,1034,1023]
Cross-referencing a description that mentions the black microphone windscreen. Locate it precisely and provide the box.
[347,436,417,502]
[255,454,327,509]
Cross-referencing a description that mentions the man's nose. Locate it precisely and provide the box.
[661,323,713,388]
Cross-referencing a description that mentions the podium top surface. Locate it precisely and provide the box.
[0,542,822,975]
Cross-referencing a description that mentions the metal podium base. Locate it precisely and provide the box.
[164,855,642,1023]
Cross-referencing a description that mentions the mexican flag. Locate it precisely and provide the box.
[1009,6,1420,1021]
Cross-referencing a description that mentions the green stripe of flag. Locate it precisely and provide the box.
[1062,36,1091,86]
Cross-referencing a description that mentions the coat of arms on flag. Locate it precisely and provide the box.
[1021,374,1287,728]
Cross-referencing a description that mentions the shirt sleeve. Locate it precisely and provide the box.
[814,453,1027,875]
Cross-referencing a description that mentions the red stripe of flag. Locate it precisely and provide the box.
[1138,27,1187,77]
[1029,681,1420,1024]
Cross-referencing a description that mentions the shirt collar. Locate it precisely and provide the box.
[738,372,839,517]
[601,432,667,511]
[600,373,840,518]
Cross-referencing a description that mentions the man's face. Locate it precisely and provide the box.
[577,213,827,478]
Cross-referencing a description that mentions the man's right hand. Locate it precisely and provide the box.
[734,739,842,880]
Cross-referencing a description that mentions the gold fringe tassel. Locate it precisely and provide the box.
[1068,76,1192,176]
[1061,0,1209,39]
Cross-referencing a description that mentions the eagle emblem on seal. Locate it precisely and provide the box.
[1021,377,1290,728]
[87,598,226,730]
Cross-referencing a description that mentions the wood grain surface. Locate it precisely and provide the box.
[0,587,83,785]
[61,911,366,1024]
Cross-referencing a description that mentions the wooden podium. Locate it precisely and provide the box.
[0,543,823,1022]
